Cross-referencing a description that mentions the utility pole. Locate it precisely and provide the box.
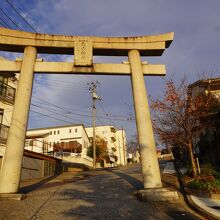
[88,81,101,169]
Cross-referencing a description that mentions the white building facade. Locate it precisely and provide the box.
[85,125,127,166]
[26,124,93,167]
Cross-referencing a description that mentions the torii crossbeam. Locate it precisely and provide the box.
[0,27,174,195]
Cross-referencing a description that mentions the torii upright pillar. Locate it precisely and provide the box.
[129,50,162,188]
[0,46,36,193]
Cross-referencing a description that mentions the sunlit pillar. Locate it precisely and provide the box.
[128,49,162,189]
[0,46,37,193]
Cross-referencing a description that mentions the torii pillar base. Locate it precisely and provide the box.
[136,187,179,202]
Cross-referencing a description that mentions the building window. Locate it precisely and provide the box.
[30,139,33,146]
[0,108,3,124]
[75,128,77,133]
[57,130,60,134]
[0,75,8,84]
[54,131,56,135]
[50,131,52,135]
[69,129,72,133]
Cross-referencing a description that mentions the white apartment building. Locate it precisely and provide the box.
[26,124,93,167]
[85,125,127,166]
[116,129,127,166]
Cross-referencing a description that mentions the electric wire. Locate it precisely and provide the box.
[30,110,81,125]
[31,102,128,121]
[31,95,134,122]
[0,17,11,28]
[31,103,83,124]
[5,0,37,32]
[98,101,116,126]
[0,7,22,30]
[0,21,6,28]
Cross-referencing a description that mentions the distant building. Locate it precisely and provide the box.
[188,77,220,166]
[85,125,127,167]
[188,77,220,100]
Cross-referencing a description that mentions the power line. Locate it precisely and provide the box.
[32,96,134,122]
[98,101,116,127]
[31,103,83,124]
[30,110,81,125]
[0,21,6,28]
[5,0,37,32]
[34,77,88,88]
[0,7,22,30]
[0,17,11,28]
[34,80,87,92]
[32,95,73,114]
[31,94,134,122]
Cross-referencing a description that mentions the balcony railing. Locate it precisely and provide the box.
[0,82,16,104]
[0,124,9,144]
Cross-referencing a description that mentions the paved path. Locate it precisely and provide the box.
[0,164,202,220]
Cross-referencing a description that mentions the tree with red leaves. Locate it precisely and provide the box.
[151,79,219,177]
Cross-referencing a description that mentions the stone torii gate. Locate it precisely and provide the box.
[0,27,174,195]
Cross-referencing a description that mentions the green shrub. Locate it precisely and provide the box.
[187,177,220,192]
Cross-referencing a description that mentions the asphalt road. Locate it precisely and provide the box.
[0,163,203,220]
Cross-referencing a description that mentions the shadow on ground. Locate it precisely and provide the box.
[0,164,202,220]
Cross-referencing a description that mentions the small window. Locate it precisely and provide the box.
[75,128,77,133]
[54,131,56,135]
[30,139,33,146]
[50,131,52,135]
[0,109,3,124]
[69,129,72,133]
[57,130,60,134]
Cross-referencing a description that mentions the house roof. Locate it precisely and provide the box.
[26,132,50,139]
[28,124,85,131]
[188,77,220,88]
[27,124,90,141]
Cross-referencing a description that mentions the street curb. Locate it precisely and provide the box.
[174,160,220,220]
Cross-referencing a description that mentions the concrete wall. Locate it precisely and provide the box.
[20,153,62,181]
[62,155,93,168]
[21,156,44,181]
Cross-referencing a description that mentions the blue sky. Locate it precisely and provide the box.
[0,0,220,145]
